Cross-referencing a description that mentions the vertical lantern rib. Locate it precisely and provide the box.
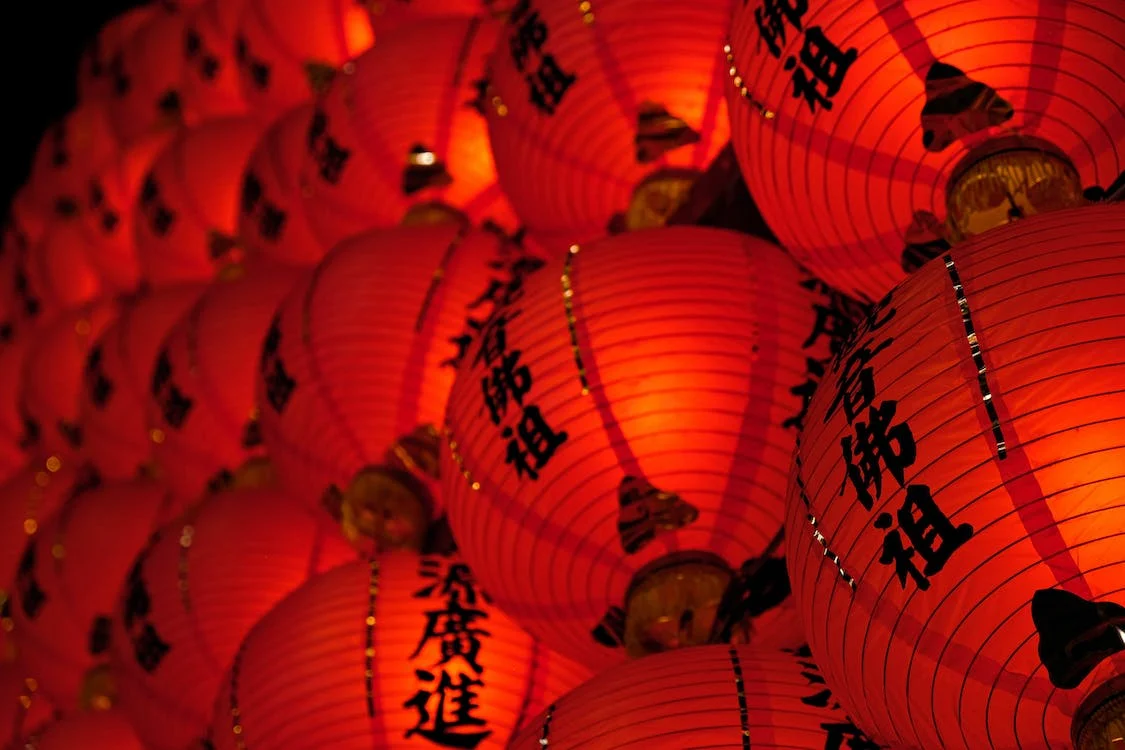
[727,646,751,750]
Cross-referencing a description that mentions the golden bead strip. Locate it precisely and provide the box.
[560,244,590,396]
[723,42,776,120]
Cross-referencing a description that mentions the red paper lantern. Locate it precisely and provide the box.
[9,478,167,708]
[482,0,732,253]
[26,103,121,220]
[440,226,840,670]
[0,190,50,340]
[0,339,34,485]
[233,0,374,121]
[110,486,355,750]
[3,187,51,254]
[726,1,1125,302]
[238,103,326,268]
[207,554,592,749]
[19,300,120,464]
[299,17,517,250]
[25,710,144,750]
[78,284,207,481]
[134,118,269,286]
[181,0,251,119]
[786,204,1125,749]
[149,266,301,503]
[13,223,106,332]
[362,0,489,33]
[77,6,158,104]
[0,661,56,745]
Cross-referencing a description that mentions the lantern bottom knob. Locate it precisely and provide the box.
[622,168,702,232]
[1073,676,1125,750]
[400,201,470,228]
[230,457,276,489]
[341,466,433,554]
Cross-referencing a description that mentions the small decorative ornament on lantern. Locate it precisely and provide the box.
[180,0,251,119]
[725,0,1125,301]
[786,204,1125,748]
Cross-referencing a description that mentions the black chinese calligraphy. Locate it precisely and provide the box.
[241,172,289,243]
[873,484,972,592]
[88,180,120,234]
[616,475,699,555]
[184,27,221,82]
[16,542,47,619]
[151,348,194,429]
[920,62,1013,153]
[88,615,112,655]
[507,0,578,116]
[58,419,84,449]
[1032,588,1125,690]
[783,644,882,749]
[502,404,567,481]
[260,315,297,413]
[139,175,177,237]
[84,344,115,409]
[307,110,352,185]
[840,399,916,511]
[234,36,271,91]
[122,553,172,673]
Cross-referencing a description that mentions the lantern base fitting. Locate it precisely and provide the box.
[945,134,1086,243]
[1073,676,1125,750]
[340,466,433,554]
[623,551,733,659]
[618,168,703,232]
[400,201,470,228]
[230,457,275,489]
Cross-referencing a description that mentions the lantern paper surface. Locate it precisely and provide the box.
[441,226,838,668]
[26,103,120,221]
[14,223,106,332]
[208,553,592,750]
[25,709,145,750]
[0,339,34,484]
[10,478,167,708]
[483,0,732,252]
[0,661,56,745]
[181,0,251,120]
[786,204,1125,748]
[726,0,1125,301]
[77,6,158,104]
[362,0,487,33]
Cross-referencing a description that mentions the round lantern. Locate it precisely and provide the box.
[726,2,1125,302]
[0,339,34,484]
[0,190,50,341]
[362,0,489,32]
[181,0,251,119]
[786,204,1125,749]
[149,266,301,503]
[3,187,50,257]
[482,0,732,253]
[0,661,56,745]
[12,223,106,332]
[299,16,517,250]
[78,284,207,481]
[232,0,374,121]
[26,103,120,220]
[134,117,269,286]
[257,224,525,547]
[440,226,842,670]
[9,478,168,708]
[110,485,355,750]
[207,553,592,749]
[237,103,326,268]
[77,6,158,104]
[25,709,145,750]
[19,299,120,464]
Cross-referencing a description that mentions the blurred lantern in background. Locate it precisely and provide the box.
[133,117,268,286]
[78,284,207,482]
[0,661,57,745]
[110,485,355,750]
[441,226,839,670]
[26,103,120,221]
[208,554,592,750]
[77,6,158,104]
[10,477,167,708]
[787,204,1125,748]
[726,0,1125,301]
[0,339,35,483]
[362,0,490,32]
[23,709,145,750]
[148,266,300,504]
[482,0,732,253]
[12,223,106,332]
[299,16,517,250]
[180,0,251,120]
[232,0,374,122]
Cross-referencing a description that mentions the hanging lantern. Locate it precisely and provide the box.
[207,553,592,749]
[181,0,251,119]
[78,284,207,481]
[440,226,842,670]
[299,16,517,249]
[481,0,731,253]
[134,117,269,286]
[257,224,532,548]
[238,103,326,268]
[3,187,51,258]
[362,0,490,33]
[786,204,1125,748]
[26,103,121,220]
[23,709,145,750]
[12,223,106,333]
[0,339,35,484]
[725,1,1125,302]
[0,190,50,341]
[110,485,355,750]
[233,0,374,122]
[149,266,301,504]
[0,661,57,745]
[9,477,167,708]
[78,6,158,104]
[19,300,120,464]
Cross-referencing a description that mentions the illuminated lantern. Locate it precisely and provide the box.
[363,0,489,32]
[482,0,731,253]
[208,554,592,749]
[233,0,374,121]
[258,224,528,547]
[0,339,34,484]
[726,1,1125,302]
[0,189,50,339]
[9,478,167,708]
[19,300,120,464]
[110,486,355,750]
[12,223,105,331]
[78,284,207,481]
[26,103,120,220]
[134,117,269,286]
[786,204,1125,748]
[81,130,176,293]
[150,266,301,504]
[181,0,251,119]
[77,6,157,104]
[440,226,842,670]
[300,17,517,250]
[0,661,56,744]
[238,103,326,268]
[25,710,144,750]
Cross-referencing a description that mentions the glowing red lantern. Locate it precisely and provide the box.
[233,0,374,121]
[482,0,731,253]
[134,117,269,286]
[726,1,1125,302]
[0,661,56,745]
[238,103,326,268]
[4,187,50,253]
[13,223,106,332]
[77,6,158,104]
[181,0,251,119]
[207,553,592,749]
[0,339,34,484]
[440,226,841,670]
[9,478,167,708]
[149,266,301,503]
[362,0,488,32]
[0,190,50,339]
[24,710,144,750]
[26,103,120,220]
[786,204,1125,749]
[19,300,120,464]
[299,16,517,250]
[78,284,207,481]
[110,486,355,750]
